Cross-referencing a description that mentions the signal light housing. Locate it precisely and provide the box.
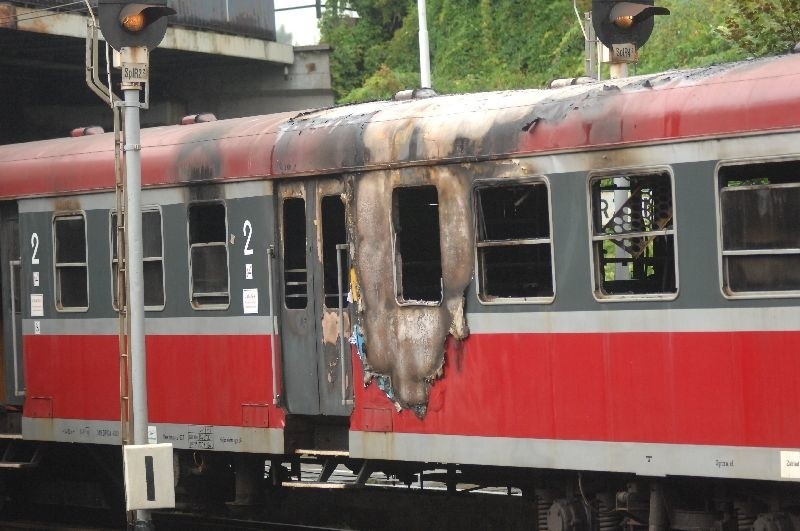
[592,0,669,50]
[98,0,176,51]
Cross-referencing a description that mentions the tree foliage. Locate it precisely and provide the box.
[320,0,412,99]
[320,0,789,103]
[719,0,800,57]
[636,0,740,75]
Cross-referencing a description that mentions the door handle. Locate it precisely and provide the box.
[336,244,353,406]
[267,245,281,406]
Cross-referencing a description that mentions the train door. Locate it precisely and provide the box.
[0,203,23,405]
[278,179,352,417]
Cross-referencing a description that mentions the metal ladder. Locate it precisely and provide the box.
[0,433,40,469]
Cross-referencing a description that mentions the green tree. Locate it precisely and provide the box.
[719,0,800,56]
[319,0,769,103]
[636,0,740,74]
[320,0,414,99]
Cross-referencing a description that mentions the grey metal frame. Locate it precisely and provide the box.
[187,200,231,310]
[586,166,680,303]
[109,206,166,312]
[715,156,800,300]
[473,176,556,306]
[52,211,90,312]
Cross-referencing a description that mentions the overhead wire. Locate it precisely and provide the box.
[0,1,89,25]
[574,0,588,40]
[83,0,96,24]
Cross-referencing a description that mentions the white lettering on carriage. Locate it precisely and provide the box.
[781,451,800,479]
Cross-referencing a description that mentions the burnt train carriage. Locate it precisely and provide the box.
[0,53,799,528]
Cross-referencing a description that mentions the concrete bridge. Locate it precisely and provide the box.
[0,0,333,144]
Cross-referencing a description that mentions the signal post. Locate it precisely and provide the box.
[96,1,175,528]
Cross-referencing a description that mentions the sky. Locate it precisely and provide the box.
[274,0,323,46]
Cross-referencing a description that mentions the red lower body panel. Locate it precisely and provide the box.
[23,334,284,428]
[352,331,800,448]
[24,330,800,449]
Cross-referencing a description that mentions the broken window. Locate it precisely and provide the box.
[188,201,229,308]
[393,186,442,304]
[321,195,349,309]
[719,160,800,295]
[589,172,677,298]
[54,214,88,310]
[111,209,165,310]
[283,197,308,309]
[475,181,554,302]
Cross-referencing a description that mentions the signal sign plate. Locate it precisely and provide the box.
[611,43,638,64]
[122,62,149,84]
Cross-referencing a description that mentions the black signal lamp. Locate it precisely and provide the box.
[98,0,176,51]
[592,0,670,49]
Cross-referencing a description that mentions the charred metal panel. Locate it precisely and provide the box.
[273,104,388,175]
[271,56,800,179]
[0,3,16,29]
[348,166,473,417]
[4,56,800,199]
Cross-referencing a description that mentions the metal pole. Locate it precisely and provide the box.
[609,62,629,79]
[418,0,431,88]
[584,12,598,80]
[123,80,151,529]
[609,60,629,281]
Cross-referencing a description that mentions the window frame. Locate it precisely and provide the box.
[281,194,309,311]
[319,193,350,311]
[473,176,556,305]
[187,200,231,310]
[586,166,680,303]
[109,206,166,312]
[715,156,800,300]
[391,184,443,307]
[52,211,90,312]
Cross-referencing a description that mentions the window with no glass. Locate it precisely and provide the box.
[321,195,349,309]
[589,172,677,298]
[393,186,442,304]
[719,160,800,295]
[475,181,554,302]
[111,209,165,310]
[283,197,308,310]
[54,214,88,310]
[188,202,229,307]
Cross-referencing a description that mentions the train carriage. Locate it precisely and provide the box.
[0,52,799,528]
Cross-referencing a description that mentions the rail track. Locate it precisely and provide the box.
[0,459,536,530]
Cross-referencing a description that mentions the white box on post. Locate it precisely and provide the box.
[123,443,175,511]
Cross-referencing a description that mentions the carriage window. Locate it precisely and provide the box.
[589,172,677,299]
[475,181,554,302]
[719,160,800,295]
[321,195,349,309]
[188,202,229,308]
[283,198,308,309]
[111,209,165,310]
[54,214,88,310]
[393,186,442,304]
